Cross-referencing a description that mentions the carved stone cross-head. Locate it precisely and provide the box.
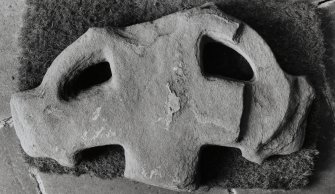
[11,4,314,191]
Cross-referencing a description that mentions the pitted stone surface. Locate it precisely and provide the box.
[11,4,315,191]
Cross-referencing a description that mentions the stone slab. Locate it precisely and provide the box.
[0,122,39,194]
[0,0,25,120]
[10,4,315,190]
[1,1,334,194]
[30,171,229,194]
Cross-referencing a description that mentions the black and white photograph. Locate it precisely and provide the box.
[0,0,334,193]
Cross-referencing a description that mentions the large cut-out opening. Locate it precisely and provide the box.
[59,61,112,101]
[194,145,240,186]
[23,144,125,178]
[193,145,315,188]
[194,145,256,187]
[199,35,254,82]
[73,145,125,179]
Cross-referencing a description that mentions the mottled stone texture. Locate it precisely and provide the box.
[11,5,316,191]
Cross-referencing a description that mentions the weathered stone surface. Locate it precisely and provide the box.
[30,170,230,194]
[235,2,335,194]
[0,0,25,121]
[10,4,315,191]
[0,121,39,194]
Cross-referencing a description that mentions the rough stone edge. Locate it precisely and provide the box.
[230,1,335,193]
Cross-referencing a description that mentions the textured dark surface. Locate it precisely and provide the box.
[18,0,330,190]
[22,145,125,179]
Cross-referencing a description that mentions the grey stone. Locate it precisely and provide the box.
[10,4,315,191]
[0,0,25,121]
[0,121,39,194]
[234,2,335,194]
[30,170,230,194]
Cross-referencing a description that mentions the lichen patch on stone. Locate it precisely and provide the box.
[165,83,181,130]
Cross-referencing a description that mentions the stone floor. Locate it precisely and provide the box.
[0,0,334,193]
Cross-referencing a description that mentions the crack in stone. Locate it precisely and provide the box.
[29,169,45,194]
